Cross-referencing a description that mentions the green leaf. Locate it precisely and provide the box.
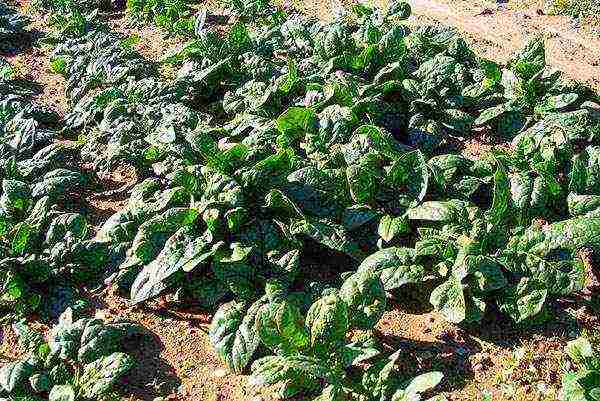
[343,205,378,231]
[441,109,475,134]
[256,300,310,354]
[290,218,365,261]
[562,371,587,401]
[1,179,31,212]
[186,131,234,175]
[498,279,548,323]
[209,299,263,373]
[378,214,409,243]
[474,104,510,126]
[227,21,251,54]
[509,36,546,80]
[29,373,51,392]
[278,57,299,94]
[388,1,412,19]
[567,193,600,216]
[405,371,444,395]
[430,274,466,323]
[352,44,378,72]
[358,247,425,291]
[49,385,76,401]
[387,149,429,207]
[472,257,508,292]
[13,320,47,355]
[78,353,135,398]
[339,271,386,330]
[352,124,407,160]
[347,159,381,203]
[485,164,510,226]
[305,293,349,356]
[340,342,380,368]
[414,54,457,90]
[0,360,34,392]
[249,355,332,387]
[565,338,594,364]
[276,107,318,142]
[11,222,32,256]
[120,33,140,50]
[130,229,210,304]
[1,271,26,302]
[535,93,579,114]
[121,208,199,270]
[407,200,469,224]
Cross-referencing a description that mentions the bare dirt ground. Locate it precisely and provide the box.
[106,16,184,62]
[1,1,600,401]
[3,1,69,115]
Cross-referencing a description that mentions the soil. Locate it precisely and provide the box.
[106,15,184,62]
[1,1,600,401]
[90,290,250,401]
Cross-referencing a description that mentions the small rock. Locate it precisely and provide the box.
[213,368,229,378]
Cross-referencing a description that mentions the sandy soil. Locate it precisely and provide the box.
[3,0,69,115]
[106,15,184,62]
[90,291,251,401]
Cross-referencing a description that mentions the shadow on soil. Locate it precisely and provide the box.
[78,290,183,400]
[118,326,182,401]
[382,280,599,393]
[2,78,45,95]
[1,29,44,56]
[139,303,212,330]
[461,296,598,348]
[377,331,477,393]
[381,282,477,392]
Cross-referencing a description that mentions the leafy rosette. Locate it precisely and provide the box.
[0,308,141,400]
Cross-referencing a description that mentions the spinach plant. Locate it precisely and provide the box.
[562,337,600,401]
[0,308,141,401]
